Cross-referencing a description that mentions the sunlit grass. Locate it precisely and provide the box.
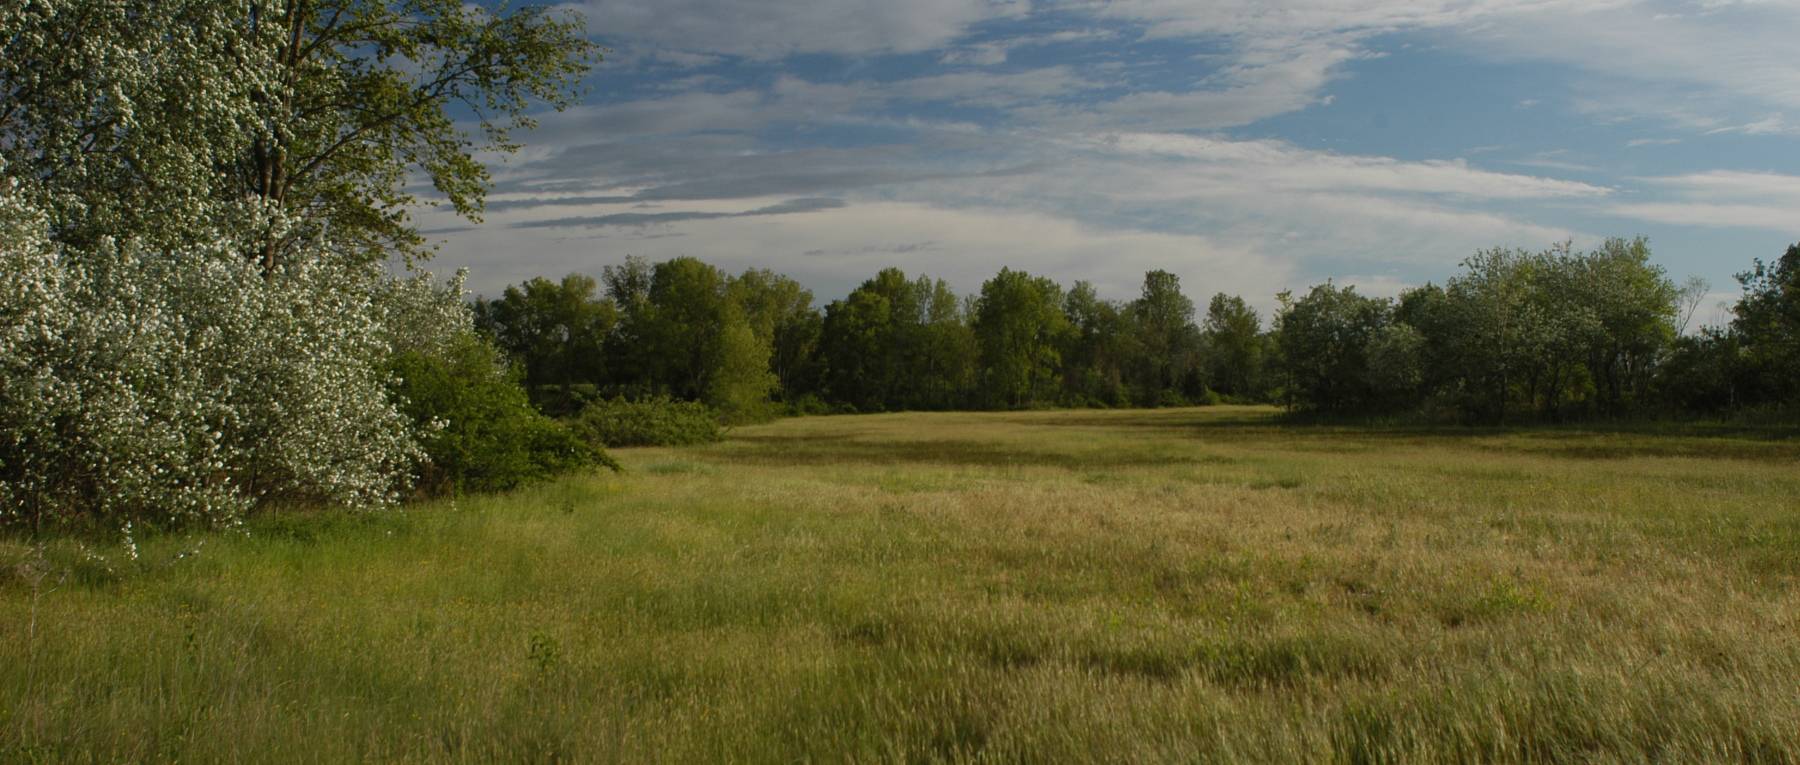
[4,406,1798,762]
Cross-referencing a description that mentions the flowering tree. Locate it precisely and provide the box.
[0,188,475,528]
[0,1,597,528]
[1,0,593,266]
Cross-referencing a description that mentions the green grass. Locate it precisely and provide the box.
[4,406,1799,762]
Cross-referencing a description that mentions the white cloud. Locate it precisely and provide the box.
[453,91,1600,305]
[940,42,1011,65]
[1001,37,1361,131]
[1611,203,1800,233]
[574,0,1022,59]
[891,67,1102,106]
[938,27,1122,65]
[1099,133,1611,199]
[1644,170,1800,200]
[1073,0,1609,39]
[1337,274,1417,299]
[1074,0,1800,135]
[1706,115,1793,135]
[1456,2,1800,129]
[1611,170,1800,234]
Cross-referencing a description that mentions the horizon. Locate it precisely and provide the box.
[417,0,1800,328]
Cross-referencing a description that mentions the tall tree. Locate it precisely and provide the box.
[639,257,732,400]
[1,0,594,266]
[1127,270,1202,405]
[818,268,975,411]
[601,256,656,392]
[1440,248,1554,422]
[972,268,1069,409]
[1272,282,1392,414]
[908,276,979,410]
[819,291,891,412]
[1566,238,1678,414]
[1730,243,1800,405]
[1061,282,1130,406]
[473,273,616,414]
[1202,294,1264,400]
[727,269,822,402]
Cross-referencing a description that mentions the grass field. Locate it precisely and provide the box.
[4,406,1799,762]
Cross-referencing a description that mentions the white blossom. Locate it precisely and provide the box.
[0,187,466,527]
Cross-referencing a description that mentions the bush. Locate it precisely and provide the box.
[1156,389,1191,408]
[0,194,427,529]
[784,393,843,417]
[388,334,616,495]
[573,396,723,448]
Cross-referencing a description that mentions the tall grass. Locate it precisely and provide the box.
[3,407,1797,762]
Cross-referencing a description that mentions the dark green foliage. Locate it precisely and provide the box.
[1389,240,1680,422]
[1203,293,1267,400]
[1273,282,1395,414]
[389,334,614,495]
[1731,244,1800,407]
[1126,270,1206,406]
[573,396,724,448]
[1060,282,1131,406]
[818,269,976,411]
[474,274,617,416]
[1655,330,1744,413]
[638,257,735,400]
[469,238,1790,425]
[818,276,901,411]
[613,257,777,421]
[972,268,1070,409]
[728,269,823,403]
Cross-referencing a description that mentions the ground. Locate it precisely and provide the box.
[3,407,1798,762]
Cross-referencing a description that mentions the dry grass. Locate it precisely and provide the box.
[3,406,1798,762]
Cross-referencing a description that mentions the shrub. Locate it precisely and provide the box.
[785,393,836,417]
[0,193,427,529]
[573,396,723,448]
[0,188,595,527]
[1156,389,1191,408]
[388,334,615,495]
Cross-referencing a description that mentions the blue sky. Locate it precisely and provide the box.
[422,0,1800,325]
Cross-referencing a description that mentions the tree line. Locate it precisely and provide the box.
[475,238,1800,424]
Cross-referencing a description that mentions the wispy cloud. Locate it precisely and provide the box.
[1610,171,1800,234]
[512,197,847,230]
[1101,133,1610,199]
[571,0,1021,60]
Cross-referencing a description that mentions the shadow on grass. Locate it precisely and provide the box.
[993,408,1800,463]
[719,434,1220,471]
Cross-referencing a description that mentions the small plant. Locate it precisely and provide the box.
[571,396,724,448]
[527,632,561,675]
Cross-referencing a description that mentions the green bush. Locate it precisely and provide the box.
[573,396,724,448]
[1156,389,1191,408]
[784,393,839,417]
[389,334,616,495]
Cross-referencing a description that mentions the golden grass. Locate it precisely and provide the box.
[3,406,1798,762]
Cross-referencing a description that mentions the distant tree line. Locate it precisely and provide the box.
[474,238,1800,423]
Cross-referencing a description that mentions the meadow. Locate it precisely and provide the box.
[3,406,1798,763]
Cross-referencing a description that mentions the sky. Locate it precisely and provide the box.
[418,0,1800,326]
